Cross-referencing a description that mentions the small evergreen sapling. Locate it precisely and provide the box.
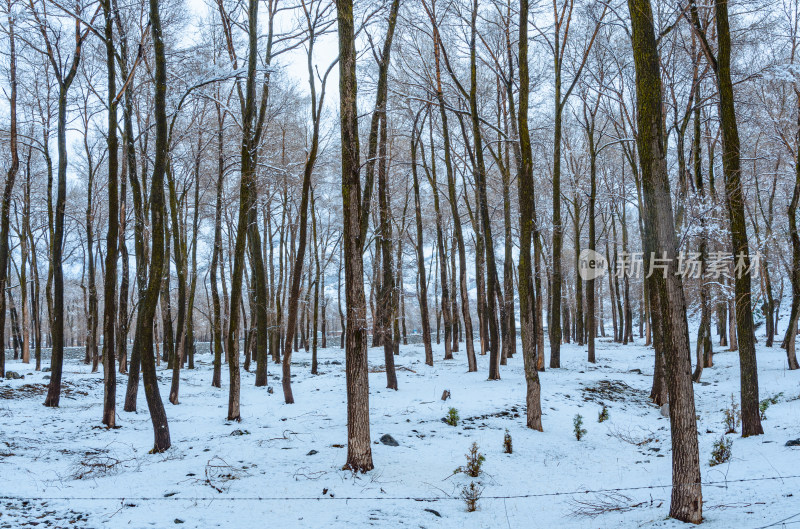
[503,429,512,454]
[446,407,460,426]
[723,394,741,434]
[598,405,609,423]
[574,414,587,440]
[709,436,733,466]
[461,481,482,512]
[455,442,485,477]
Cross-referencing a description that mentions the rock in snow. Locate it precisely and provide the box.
[379,434,399,446]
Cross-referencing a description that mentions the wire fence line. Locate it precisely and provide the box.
[1,473,798,503]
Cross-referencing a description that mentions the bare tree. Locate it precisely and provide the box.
[628,0,702,520]
[338,0,373,472]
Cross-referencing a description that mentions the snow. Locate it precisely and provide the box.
[1,338,799,528]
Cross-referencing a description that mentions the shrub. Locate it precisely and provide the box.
[461,481,482,512]
[709,436,733,467]
[446,407,460,426]
[723,394,740,434]
[503,429,513,454]
[759,399,770,420]
[598,405,609,423]
[574,414,587,441]
[759,392,784,420]
[455,442,485,477]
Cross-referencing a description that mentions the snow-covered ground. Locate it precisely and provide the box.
[1,337,798,528]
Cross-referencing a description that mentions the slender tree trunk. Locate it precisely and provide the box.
[338,0,373,472]
[704,0,763,436]
[281,7,341,399]
[0,0,19,378]
[45,64,82,407]
[338,243,345,350]
[160,239,174,365]
[86,160,99,373]
[117,137,130,375]
[628,0,702,519]
[449,232,460,352]
[693,87,712,380]
[782,90,800,369]
[423,115,452,360]
[166,164,187,405]
[411,116,433,366]
[186,136,202,371]
[550,89,564,368]
[587,113,597,363]
[429,10,476,370]
[377,96,398,390]
[121,23,147,410]
[102,0,119,427]
[211,103,225,388]
[311,196,320,375]
[518,0,543,430]
[469,0,500,379]
[500,89,516,361]
[573,195,584,349]
[132,0,172,451]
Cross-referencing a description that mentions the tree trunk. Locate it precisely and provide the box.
[166,164,187,405]
[338,0,373,472]
[628,0,702,520]
[311,195,320,375]
[102,0,119,427]
[706,0,763,437]
[469,0,500,379]
[45,74,80,407]
[429,10,476,370]
[211,103,225,388]
[411,116,434,366]
[586,109,597,363]
[423,116,452,360]
[378,100,398,390]
[133,0,172,451]
[0,1,19,378]
[693,86,712,381]
[518,0,543,430]
[121,19,148,410]
[573,195,584,349]
[782,89,800,369]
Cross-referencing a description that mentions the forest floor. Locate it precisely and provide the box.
[1,336,799,528]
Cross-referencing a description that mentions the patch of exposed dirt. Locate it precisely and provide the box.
[581,379,650,405]
[461,406,522,426]
[0,381,91,400]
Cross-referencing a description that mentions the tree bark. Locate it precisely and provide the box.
[469,0,500,379]
[411,114,434,366]
[132,0,172,451]
[628,0,702,520]
[518,0,543,430]
[710,0,763,436]
[0,0,19,378]
[338,0,373,472]
[211,102,225,388]
[102,0,119,427]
